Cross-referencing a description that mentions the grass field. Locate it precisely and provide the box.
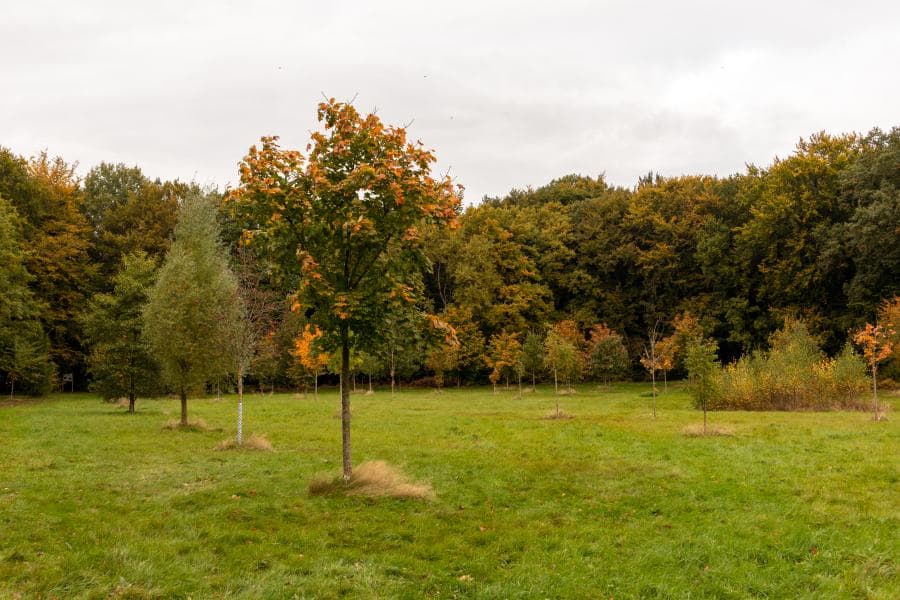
[1,384,897,599]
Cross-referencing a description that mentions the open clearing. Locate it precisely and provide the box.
[1,384,897,598]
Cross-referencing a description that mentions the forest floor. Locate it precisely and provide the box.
[1,384,897,599]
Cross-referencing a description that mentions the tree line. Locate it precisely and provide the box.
[1,122,899,399]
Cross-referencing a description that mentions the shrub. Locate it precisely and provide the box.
[715,319,869,411]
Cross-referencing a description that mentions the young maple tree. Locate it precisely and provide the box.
[852,322,895,420]
[230,99,461,480]
[484,331,522,394]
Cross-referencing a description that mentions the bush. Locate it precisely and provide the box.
[715,319,869,411]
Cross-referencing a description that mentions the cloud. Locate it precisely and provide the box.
[2,1,898,202]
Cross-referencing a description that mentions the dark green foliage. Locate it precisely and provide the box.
[82,252,161,411]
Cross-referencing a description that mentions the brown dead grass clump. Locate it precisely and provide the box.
[682,423,736,437]
[163,418,211,431]
[543,410,575,420]
[215,434,274,451]
[309,460,434,500]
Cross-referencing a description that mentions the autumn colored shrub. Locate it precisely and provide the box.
[714,319,868,410]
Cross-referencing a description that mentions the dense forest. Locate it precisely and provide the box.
[1,126,898,395]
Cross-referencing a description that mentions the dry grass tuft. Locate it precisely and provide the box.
[682,423,735,437]
[557,387,577,396]
[543,410,575,420]
[309,460,434,500]
[163,418,210,431]
[215,434,274,451]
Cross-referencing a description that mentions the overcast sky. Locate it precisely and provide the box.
[2,1,898,202]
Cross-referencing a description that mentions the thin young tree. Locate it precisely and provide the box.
[685,337,719,434]
[521,330,545,390]
[230,100,461,480]
[143,192,242,427]
[853,322,895,420]
[229,248,279,444]
[640,320,663,418]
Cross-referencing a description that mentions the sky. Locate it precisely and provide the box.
[2,1,899,202]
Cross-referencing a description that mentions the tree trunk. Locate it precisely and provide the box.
[128,393,136,414]
[703,400,707,435]
[340,325,352,482]
[368,374,373,393]
[873,365,879,420]
[9,379,13,401]
[314,369,318,399]
[518,372,522,398]
[553,367,558,396]
[651,370,657,419]
[237,366,244,445]
[663,370,667,393]
[390,347,396,396]
[180,386,188,426]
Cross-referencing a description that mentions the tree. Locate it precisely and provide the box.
[878,296,900,377]
[852,322,894,420]
[484,332,522,393]
[230,100,461,480]
[586,324,630,387]
[544,329,579,416]
[229,248,280,444]
[81,252,160,413]
[0,197,53,396]
[685,337,720,434]
[521,330,545,389]
[640,321,663,418]
[656,335,677,392]
[143,192,242,426]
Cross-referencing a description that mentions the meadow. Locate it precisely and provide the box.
[1,384,897,599]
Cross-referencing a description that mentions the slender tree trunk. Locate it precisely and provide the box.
[368,374,373,392]
[663,370,667,393]
[237,365,244,445]
[532,371,535,389]
[554,367,558,396]
[129,393,136,414]
[651,370,657,419]
[390,347,396,396]
[703,400,707,435]
[340,325,352,482]
[10,379,14,401]
[873,365,879,420]
[314,369,318,399]
[518,372,522,398]
[180,385,188,426]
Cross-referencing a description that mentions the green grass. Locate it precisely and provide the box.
[1,384,897,599]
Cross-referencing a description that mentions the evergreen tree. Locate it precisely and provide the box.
[82,251,160,413]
